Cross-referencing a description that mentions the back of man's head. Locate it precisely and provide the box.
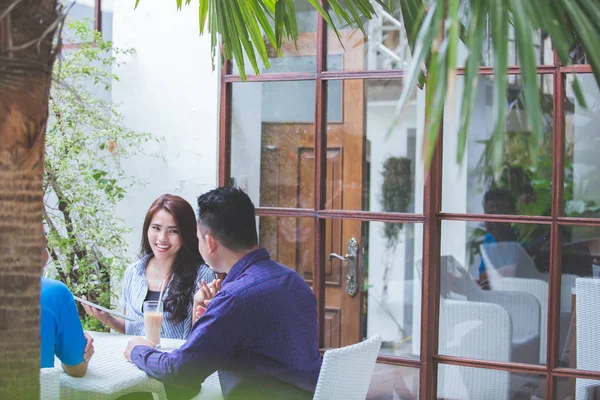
[197,186,258,251]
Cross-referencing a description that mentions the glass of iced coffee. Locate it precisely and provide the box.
[143,300,164,348]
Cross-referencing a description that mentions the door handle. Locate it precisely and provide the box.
[327,237,359,297]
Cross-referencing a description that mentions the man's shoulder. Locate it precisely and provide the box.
[230,261,311,299]
[41,277,71,296]
[41,278,74,311]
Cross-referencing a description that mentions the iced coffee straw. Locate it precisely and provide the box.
[158,279,166,304]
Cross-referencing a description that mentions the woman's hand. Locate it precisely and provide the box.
[81,295,110,324]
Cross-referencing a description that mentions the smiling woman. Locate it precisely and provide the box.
[82,194,217,339]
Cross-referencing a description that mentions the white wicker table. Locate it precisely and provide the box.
[54,331,222,400]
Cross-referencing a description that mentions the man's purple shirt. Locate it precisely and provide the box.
[131,248,322,397]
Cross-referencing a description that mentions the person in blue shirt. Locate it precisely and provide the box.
[124,187,322,400]
[476,188,519,289]
[40,237,94,377]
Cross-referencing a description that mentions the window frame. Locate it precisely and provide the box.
[218,7,600,400]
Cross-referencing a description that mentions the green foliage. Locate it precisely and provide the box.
[393,0,600,174]
[150,0,599,176]
[44,20,158,329]
[138,0,389,80]
[380,157,412,248]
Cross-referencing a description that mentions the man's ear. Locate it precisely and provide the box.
[205,233,218,254]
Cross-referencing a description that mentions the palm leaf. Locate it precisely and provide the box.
[457,0,487,163]
[141,0,600,176]
[510,0,542,167]
[490,0,509,174]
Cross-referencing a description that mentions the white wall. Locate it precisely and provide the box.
[111,0,220,258]
[366,103,414,343]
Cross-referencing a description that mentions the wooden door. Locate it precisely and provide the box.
[259,31,365,347]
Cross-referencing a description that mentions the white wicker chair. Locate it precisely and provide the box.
[40,367,61,400]
[575,278,600,400]
[438,299,512,400]
[440,255,541,364]
[313,334,382,400]
[490,277,548,364]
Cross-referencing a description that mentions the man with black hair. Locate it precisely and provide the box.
[125,187,322,400]
[477,188,519,288]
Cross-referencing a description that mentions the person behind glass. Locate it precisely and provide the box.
[477,188,518,289]
[40,235,95,377]
[124,187,322,400]
[82,194,218,339]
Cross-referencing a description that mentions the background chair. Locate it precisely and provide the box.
[489,277,548,364]
[40,367,61,400]
[575,278,600,400]
[438,299,512,400]
[441,255,541,364]
[313,334,382,400]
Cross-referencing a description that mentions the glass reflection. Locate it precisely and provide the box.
[258,217,313,278]
[558,226,600,370]
[556,376,600,400]
[564,74,600,218]
[365,222,422,359]
[327,9,552,71]
[325,79,422,213]
[442,74,554,216]
[438,365,546,399]
[62,0,95,44]
[367,364,419,400]
[232,0,317,75]
[230,81,315,208]
[317,219,422,356]
[440,221,550,365]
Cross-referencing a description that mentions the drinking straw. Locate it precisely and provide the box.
[158,279,166,304]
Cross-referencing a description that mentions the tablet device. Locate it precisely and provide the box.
[73,296,136,322]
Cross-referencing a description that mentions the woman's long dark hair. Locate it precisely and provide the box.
[140,194,203,323]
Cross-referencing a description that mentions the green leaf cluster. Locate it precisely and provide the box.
[393,0,600,174]
[44,20,158,326]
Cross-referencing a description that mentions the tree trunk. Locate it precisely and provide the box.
[0,0,60,398]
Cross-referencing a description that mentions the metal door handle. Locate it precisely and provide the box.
[327,237,359,297]
[327,253,354,262]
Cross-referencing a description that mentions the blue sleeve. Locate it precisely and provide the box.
[478,233,496,275]
[54,284,86,366]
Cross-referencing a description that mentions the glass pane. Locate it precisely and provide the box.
[564,74,600,218]
[440,221,551,365]
[258,217,313,277]
[327,6,412,72]
[62,0,95,44]
[230,81,315,208]
[101,0,113,42]
[231,0,317,75]
[569,40,589,65]
[367,364,419,400]
[327,9,553,71]
[462,26,553,67]
[438,365,546,399]
[558,226,600,368]
[442,74,554,216]
[325,79,423,213]
[322,220,422,359]
[556,376,600,400]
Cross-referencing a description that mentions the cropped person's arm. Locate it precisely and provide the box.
[61,360,88,377]
[55,286,89,377]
